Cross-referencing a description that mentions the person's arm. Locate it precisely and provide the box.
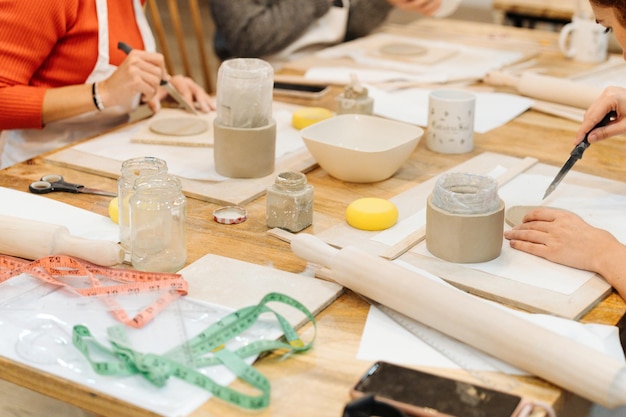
[40,48,166,124]
[504,208,626,300]
[345,0,462,41]
[0,0,78,130]
[344,0,394,40]
[209,0,332,58]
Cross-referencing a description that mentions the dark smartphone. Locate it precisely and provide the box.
[351,361,526,417]
[273,81,330,99]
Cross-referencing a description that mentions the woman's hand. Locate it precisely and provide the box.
[575,86,626,144]
[504,207,621,273]
[98,49,164,109]
[159,74,215,113]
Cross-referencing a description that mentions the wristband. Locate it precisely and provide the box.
[92,82,105,111]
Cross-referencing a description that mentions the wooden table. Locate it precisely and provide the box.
[492,0,574,28]
[1,18,625,417]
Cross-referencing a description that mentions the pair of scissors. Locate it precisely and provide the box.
[29,174,117,197]
[543,110,617,199]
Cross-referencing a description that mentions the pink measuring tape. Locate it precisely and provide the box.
[0,254,188,328]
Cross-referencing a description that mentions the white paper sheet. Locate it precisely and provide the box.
[369,86,534,134]
[357,261,625,375]
[0,186,118,242]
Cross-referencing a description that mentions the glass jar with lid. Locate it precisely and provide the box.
[266,171,314,232]
[129,174,187,273]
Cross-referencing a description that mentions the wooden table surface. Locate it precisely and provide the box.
[1,18,625,417]
[492,0,575,25]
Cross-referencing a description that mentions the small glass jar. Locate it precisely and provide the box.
[129,174,187,273]
[117,157,168,256]
[266,171,314,232]
[335,78,374,115]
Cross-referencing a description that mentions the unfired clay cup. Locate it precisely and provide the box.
[213,119,276,178]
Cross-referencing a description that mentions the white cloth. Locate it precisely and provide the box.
[264,0,350,67]
[0,0,156,169]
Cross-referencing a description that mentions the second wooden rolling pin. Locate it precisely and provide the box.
[0,215,123,266]
[291,233,626,409]
[484,71,603,109]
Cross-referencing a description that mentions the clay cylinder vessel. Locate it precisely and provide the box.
[426,173,504,263]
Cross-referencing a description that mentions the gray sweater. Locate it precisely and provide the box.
[209,0,394,60]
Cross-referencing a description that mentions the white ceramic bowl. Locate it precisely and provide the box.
[300,114,423,183]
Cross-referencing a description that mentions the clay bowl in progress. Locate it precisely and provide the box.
[300,114,423,183]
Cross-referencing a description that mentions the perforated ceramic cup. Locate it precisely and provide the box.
[426,89,475,154]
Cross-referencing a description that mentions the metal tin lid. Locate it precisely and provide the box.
[213,206,247,225]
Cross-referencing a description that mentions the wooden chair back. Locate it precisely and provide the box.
[145,0,216,94]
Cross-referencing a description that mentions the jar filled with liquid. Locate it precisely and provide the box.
[117,156,168,257]
[266,171,314,232]
[129,174,187,272]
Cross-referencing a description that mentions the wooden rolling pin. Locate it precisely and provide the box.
[0,215,123,266]
[484,71,603,109]
[291,234,626,409]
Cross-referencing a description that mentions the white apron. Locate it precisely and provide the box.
[0,0,156,169]
[265,0,350,68]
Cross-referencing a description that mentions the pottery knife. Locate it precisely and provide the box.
[543,110,616,199]
[117,42,198,115]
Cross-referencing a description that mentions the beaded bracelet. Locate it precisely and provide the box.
[91,82,104,111]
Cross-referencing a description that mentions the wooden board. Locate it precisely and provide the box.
[316,153,536,257]
[44,103,317,207]
[315,152,613,320]
[178,253,344,329]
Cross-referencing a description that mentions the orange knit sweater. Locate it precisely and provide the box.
[0,0,145,130]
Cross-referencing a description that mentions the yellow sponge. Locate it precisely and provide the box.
[292,107,334,130]
[346,198,398,231]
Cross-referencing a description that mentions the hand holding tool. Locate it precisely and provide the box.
[29,174,117,197]
[543,110,617,199]
[117,41,198,115]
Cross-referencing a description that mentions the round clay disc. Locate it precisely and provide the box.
[378,42,427,56]
[149,117,209,136]
[505,205,570,227]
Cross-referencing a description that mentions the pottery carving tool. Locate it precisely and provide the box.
[543,111,617,199]
[117,41,198,115]
[290,233,626,409]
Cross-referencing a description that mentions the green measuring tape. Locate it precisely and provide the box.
[72,292,317,410]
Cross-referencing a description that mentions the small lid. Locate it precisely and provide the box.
[213,206,247,225]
